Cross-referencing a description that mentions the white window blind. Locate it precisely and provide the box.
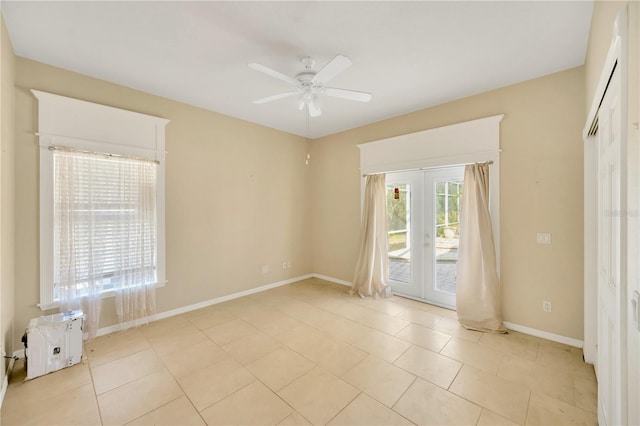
[53,149,158,300]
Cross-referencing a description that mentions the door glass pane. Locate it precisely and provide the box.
[386,183,411,283]
[435,178,463,294]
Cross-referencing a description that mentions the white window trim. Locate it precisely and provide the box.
[33,90,169,311]
[357,114,503,274]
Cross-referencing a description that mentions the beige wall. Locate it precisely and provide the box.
[311,67,586,339]
[14,58,312,347]
[585,1,628,112]
[6,6,606,347]
[584,2,638,132]
[1,13,16,373]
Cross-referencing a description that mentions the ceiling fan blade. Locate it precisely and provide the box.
[252,91,299,104]
[312,54,352,84]
[248,63,299,87]
[325,88,372,103]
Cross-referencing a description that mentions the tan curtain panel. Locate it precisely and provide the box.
[456,163,506,333]
[351,174,392,298]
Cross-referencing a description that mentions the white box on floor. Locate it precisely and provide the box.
[25,310,84,380]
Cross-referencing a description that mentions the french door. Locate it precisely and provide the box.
[386,167,464,308]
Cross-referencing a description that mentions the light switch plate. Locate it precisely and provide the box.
[537,233,552,244]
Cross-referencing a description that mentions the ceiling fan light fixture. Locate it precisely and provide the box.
[312,94,322,107]
[249,54,371,118]
[302,87,313,102]
[308,98,322,117]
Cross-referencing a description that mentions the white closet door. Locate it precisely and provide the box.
[597,67,624,426]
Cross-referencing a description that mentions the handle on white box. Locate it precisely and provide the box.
[633,291,640,332]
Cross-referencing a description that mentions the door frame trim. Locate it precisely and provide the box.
[358,115,503,276]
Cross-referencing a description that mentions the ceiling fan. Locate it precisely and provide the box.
[248,54,372,117]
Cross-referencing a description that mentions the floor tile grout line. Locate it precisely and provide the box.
[495,352,589,408]
[268,303,381,362]
[90,334,187,424]
[89,347,170,395]
[155,338,230,424]
[192,376,260,417]
[85,339,151,369]
[143,331,211,423]
[446,384,508,424]
[389,376,438,425]
[323,390,363,425]
[446,360,464,392]
[340,360,419,416]
[390,375,418,411]
[523,389,533,426]
[447,365,532,425]
[188,349,333,423]
[122,394,189,426]
[276,291,412,338]
[389,341,414,364]
[85,356,106,426]
[393,321,412,337]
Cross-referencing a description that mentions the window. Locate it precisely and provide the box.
[34,90,168,310]
[435,179,463,238]
[52,150,158,300]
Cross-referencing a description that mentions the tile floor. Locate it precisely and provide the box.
[1,278,597,425]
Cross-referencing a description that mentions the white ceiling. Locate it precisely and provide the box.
[1,1,593,139]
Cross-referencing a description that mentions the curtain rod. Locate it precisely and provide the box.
[362,160,494,177]
[48,145,160,165]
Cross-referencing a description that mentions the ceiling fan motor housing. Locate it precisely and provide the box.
[301,56,316,70]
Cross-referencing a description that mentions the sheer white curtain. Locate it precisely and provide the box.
[54,150,158,338]
[55,152,102,339]
[351,174,392,298]
[112,157,158,326]
[456,163,506,333]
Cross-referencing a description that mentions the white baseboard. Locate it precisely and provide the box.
[312,273,351,287]
[503,321,584,349]
[96,274,314,337]
[1,356,17,409]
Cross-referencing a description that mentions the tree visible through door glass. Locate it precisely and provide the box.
[386,183,411,283]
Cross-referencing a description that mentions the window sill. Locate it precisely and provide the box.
[38,281,167,312]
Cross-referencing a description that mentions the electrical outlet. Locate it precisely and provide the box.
[282,261,287,270]
[261,265,269,274]
[542,301,552,312]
